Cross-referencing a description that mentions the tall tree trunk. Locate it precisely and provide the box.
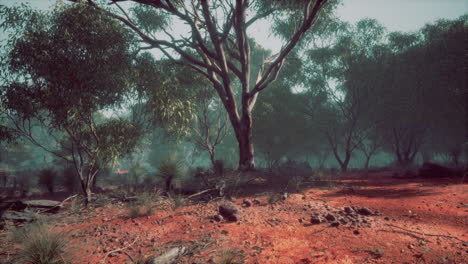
[364,156,371,171]
[340,157,350,173]
[237,113,255,171]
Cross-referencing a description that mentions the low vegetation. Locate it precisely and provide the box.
[13,222,73,264]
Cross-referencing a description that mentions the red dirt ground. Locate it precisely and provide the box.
[1,172,467,264]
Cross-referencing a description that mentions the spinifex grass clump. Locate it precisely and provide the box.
[13,222,73,264]
[158,157,182,192]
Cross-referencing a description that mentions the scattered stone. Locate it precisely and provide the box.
[339,218,350,225]
[357,207,373,216]
[213,215,223,222]
[282,193,289,200]
[330,221,340,227]
[218,203,241,222]
[408,244,415,249]
[344,206,355,214]
[243,199,252,207]
[325,213,337,222]
[384,217,390,221]
[298,218,305,224]
[353,229,360,235]
[253,199,261,205]
[310,216,322,225]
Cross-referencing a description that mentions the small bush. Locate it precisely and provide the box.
[127,203,154,219]
[170,193,185,210]
[157,158,182,192]
[38,168,57,193]
[14,222,73,264]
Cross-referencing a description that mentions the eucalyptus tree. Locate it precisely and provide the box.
[0,4,143,205]
[378,16,466,168]
[67,0,337,170]
[303,19,386,172]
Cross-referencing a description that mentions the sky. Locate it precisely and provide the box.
[0,0,466,53]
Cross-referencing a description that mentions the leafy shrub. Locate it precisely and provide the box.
[14,222,73,264]
[127,204,154,219]
[38,168,57,193]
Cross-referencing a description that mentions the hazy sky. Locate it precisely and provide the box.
[0,0,466,52]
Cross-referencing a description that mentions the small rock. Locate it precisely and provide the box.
[339,218,350,225]
[384,216,390,221]
[282,193,288,200]
[344,206,355,214]
[325,213,337,222]
[213,215,223,222]
[243,199,252,207]
[253,199,261,205]
[357,207,373,216]
[298,218,305,223]
[310,216,322,225]
[408,244,414,249]
[353,229,360,235]
[330,221,340,227]
[219,203,241,222]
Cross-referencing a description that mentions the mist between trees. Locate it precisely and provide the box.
[0,1,465,204]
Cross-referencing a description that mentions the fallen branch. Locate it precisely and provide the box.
[101,236,139,264]
[187,188,217,199]
[384,224,466,243]
[35,194,79,214]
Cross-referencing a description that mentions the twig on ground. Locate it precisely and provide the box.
[34,194,79,213]
[101,236,139,263]
[187,188,218,199]
[384,224,466,243]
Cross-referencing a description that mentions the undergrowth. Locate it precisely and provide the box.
[12,221,74,264]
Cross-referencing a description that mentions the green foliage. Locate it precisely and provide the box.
[38,167,57,193]
[130,5,169,34]
[2,3,134,125]
[0,3,144,202]
[13,222,73,264]
[133,54,199,137]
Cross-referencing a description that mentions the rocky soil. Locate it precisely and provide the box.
[0,171,466,264]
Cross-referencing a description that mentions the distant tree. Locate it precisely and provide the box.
[189,86,229,167]
[373,16,466,168]
[67,0,338,170]
[303,19,386,172]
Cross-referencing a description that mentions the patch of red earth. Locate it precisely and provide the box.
[2,172,467,264]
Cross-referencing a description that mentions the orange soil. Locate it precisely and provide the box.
[1,172,467,264]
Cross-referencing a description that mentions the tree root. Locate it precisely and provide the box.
[101,236,139,263]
